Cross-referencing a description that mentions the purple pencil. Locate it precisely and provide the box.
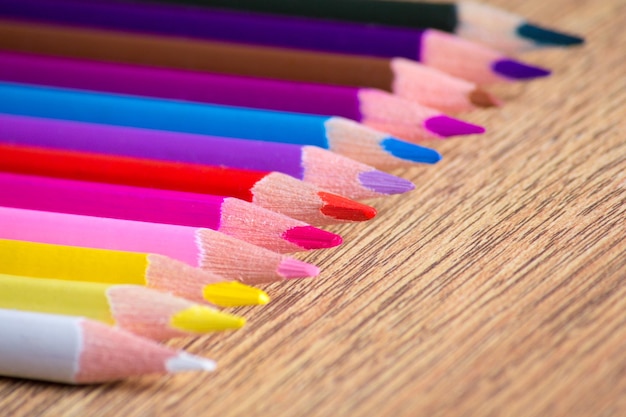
[0,51,483,142]
[0,0,550,85]
[0,171,343,254]
[0,114,414,200]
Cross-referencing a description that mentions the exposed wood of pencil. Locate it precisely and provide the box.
[0,0,623,415]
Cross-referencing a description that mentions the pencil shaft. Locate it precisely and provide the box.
[0,0,426,60]
[0,274,114,325]
[0,143,264,201]
[0,51,363,122]
[138,0,458,32]
[0,206,202,267]
[0,170,222,230]
[0,18,398,94]
[0,82,332,149]
[0,114,307,183]
[0,238,150,286]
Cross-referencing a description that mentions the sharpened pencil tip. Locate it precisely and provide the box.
[358,171,415,195]
[517,23,584,47]
[424,115,485,138]
[166,352,217,373]
[170,306,246,333]
[492,59,551,80]
[381,138,441,164]
[468,89,501,108]
[283,226,343,250]
[318,191,377,221]
[202,281,270,307]
[277,257,321,279]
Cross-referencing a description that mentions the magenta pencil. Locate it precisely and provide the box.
[0,51,484,142]
[0,172,343,253]
[0,207,319,284]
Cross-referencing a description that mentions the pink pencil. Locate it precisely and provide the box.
[0,207,319,284]
[0,172,342,254]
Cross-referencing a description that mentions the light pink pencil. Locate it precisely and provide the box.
[0,172,343,253]
[0,207,319,284]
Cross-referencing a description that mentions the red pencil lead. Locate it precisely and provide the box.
[318,191,377,222]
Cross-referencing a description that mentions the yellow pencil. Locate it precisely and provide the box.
[0,239,269,306]
[0,273,246,340]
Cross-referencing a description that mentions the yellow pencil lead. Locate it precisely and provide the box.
[202,281,270,307]
[170,306,246,333]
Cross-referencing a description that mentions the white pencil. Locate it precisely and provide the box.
[0,309,217,384]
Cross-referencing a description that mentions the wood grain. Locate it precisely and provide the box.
[1,0,624,415]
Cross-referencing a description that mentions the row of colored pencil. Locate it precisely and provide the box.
[0,0,583,384]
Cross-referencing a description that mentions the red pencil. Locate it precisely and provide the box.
[0,143,376,225]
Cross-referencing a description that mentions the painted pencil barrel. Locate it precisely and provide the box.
[0,0,424,60]
[0,51,363,123]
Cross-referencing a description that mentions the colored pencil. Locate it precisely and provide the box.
[0,114,415,201]
[0,82,440,169]
[0,274,246,340]
[0,173,343,253]
[0,19,499,113]
[0,309,216,384]
[0,143,377,225]
[0,207,320,284]
[0,238,269,305]
[0,0,550,84]
[0,51,484,142]
[153,0,585,54]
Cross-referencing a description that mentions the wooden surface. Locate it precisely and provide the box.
[1,0,624,415]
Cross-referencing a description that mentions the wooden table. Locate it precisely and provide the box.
[1,0,624,415]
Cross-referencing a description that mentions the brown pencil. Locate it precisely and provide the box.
[0,18,498,113]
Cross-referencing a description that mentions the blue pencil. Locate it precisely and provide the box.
[0,82,441,169]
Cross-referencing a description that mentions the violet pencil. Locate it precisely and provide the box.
[0,114,415,200]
